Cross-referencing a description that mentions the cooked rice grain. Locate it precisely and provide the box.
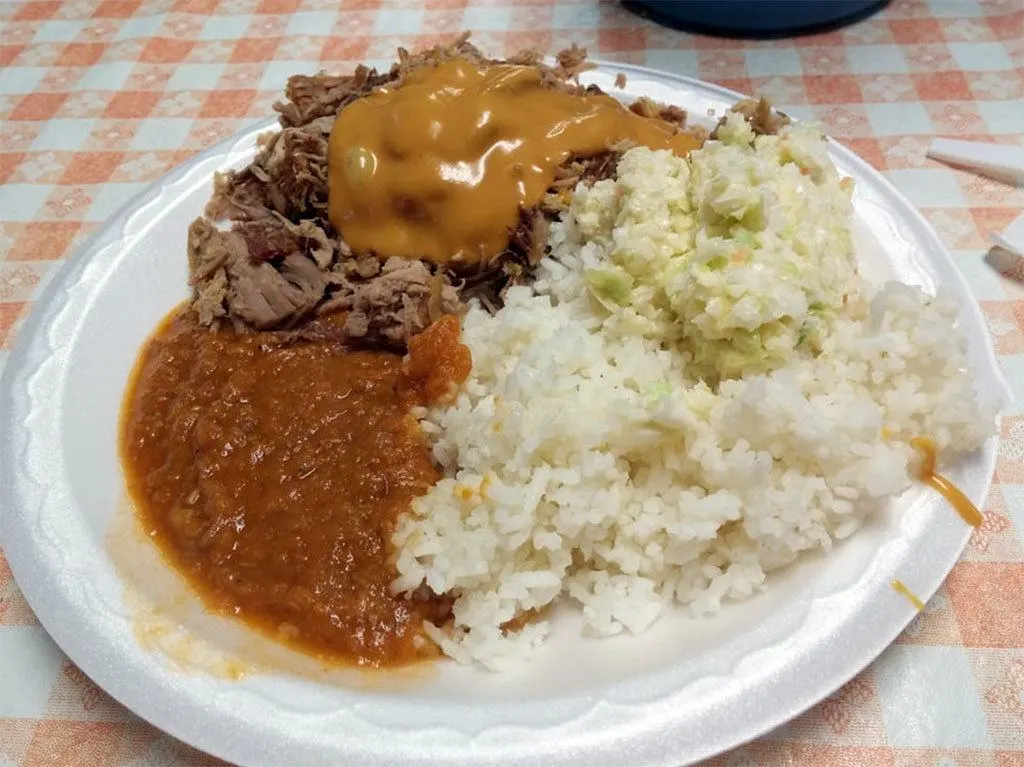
[393,147,996,671]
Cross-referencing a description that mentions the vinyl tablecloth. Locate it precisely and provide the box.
[1,0,1023,764]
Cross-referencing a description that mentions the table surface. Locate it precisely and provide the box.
[1,0,1023,764]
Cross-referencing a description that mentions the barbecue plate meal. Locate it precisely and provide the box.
[118,36,997,672]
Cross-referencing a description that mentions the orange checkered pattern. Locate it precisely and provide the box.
[1,0,1022,764]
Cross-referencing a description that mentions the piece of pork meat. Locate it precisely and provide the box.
[188,218,340,331]
[188,217,460,345]
[205,121,331,223]
[629,96,687,127]
[711,96,791,139]
[235,216,335,268]
[275,67,391,129]
[316,257,460,348]
[458,207,553,312]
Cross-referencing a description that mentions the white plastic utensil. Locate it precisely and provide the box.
[992,212,1024,257]
[927,139,1024,256]
[927,138,1024,187]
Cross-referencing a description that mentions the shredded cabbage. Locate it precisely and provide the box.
[585,266,634,309]
[556,111,859,382]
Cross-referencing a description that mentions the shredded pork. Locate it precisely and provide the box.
[187,35,700,346]
[711,96,791,139]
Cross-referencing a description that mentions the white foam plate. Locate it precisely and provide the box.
[0,63,1011,767]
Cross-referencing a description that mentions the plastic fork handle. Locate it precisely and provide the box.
[927,138,1024,187]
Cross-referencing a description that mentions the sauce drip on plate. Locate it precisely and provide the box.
[909,436,983,527]
[890,580,925,611]
[327,57,701,264]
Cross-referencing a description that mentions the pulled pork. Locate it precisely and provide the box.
[189,216,459,339]
[189,217,342,331]
[205,122,332,223]
[188,35,699,346]
[711,96,791,139]
[317,258,459,348]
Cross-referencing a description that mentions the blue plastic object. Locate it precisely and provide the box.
[627,1,888,37]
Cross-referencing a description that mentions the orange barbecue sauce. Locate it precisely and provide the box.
[909,436,983,527]
[327,57,701,264]
[403,314,472,402]
[120,309,470,667]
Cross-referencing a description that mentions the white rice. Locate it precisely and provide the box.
[391,139,996,671]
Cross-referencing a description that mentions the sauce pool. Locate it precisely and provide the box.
[119,310,470,667]
[327,56,702,264]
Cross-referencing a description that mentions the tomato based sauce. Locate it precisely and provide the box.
[120,310,470,666]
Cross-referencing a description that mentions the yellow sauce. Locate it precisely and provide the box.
[327,57,701,264]
[891,579,925,611]
[909,436,983,527]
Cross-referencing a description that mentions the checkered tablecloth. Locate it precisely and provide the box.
[1,0,1022,764]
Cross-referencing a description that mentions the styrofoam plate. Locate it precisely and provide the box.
[0,62,1011,767]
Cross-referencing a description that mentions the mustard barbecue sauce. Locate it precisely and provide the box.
[890,580,925,611]
[327,57,702,264]
[909,436,983,527]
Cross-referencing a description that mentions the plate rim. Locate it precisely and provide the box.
[0,60,1010,767]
